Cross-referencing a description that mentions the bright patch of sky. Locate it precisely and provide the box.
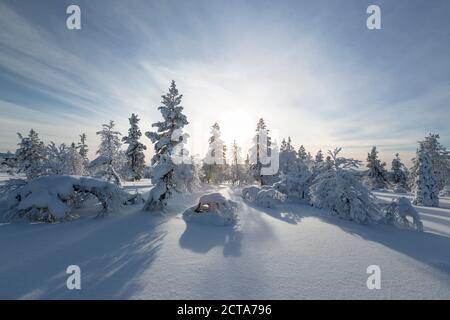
[1,0,449,166]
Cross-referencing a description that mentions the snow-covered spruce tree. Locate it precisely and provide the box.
[77,133,89,162]
[77,133,89,172]
[275,139,312,202]
[298,145,307,161]
[230,140,246,186]
[310,148,383,223]
[249,118,275,185]
[95,120,123,184]
[366,146,388,189]
[122,113,147,181]
[46,142,86,176]
[15,129,46,180]
[391,153,408,189]
[202,122,228,184]
[65,143,86,175]
[412,143,439,207]
[315,149,324,164]
[144,80,189,211]
[411,133,449,192]
[46,142,67,175]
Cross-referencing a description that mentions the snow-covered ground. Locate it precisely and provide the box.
[1,175,450,299]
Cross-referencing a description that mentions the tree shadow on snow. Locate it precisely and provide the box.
[0,210,168,299]
[246,198,450,276]
[243,199,315,225]
[179,222,242,257]
[317,213,450,276]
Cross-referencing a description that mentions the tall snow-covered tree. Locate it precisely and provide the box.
[230,140,246,186]
[249,118,275,185]
[390,153,408,189]
[95,120,123,183]
[77,133,89,162]
[76,133,89,174]
[315,150,324,163]
[279,137,297,176]
[15,129,46,179]
[202,122,228,184]
[366,146,388,189]
[411,133,449,191]
[413,143,439,207]
[144,80,190,211]
[46,142,84,176]
[276,137,312,202]
[310,148,383,223]
[298,145,307,160]
[122,113,147,181]
[65,143,86,175]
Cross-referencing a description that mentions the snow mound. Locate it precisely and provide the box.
[182,193,238,226]
[242,186,287,208]
[4,175,142,222]
[384,197,423,231]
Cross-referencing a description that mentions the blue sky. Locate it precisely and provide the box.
[0,0,449,165]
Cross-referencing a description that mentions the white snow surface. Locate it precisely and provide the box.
[1,175,450,299]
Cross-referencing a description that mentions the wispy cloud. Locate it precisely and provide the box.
[0,0,449,165]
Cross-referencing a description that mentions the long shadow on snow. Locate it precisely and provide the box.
[250,199,450,276]
[179,221,242,257]
[0,210,169,299]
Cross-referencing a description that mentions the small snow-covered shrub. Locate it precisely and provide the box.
[4,175,142,222]
[242,186,261,202]
[183,193,238,226]
[255,188,287,208]
[310,148,383,224]
[242,185,286,208]
[384,197,423,231]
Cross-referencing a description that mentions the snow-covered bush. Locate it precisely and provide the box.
[89,155,122,186]
[4,175,141,222]
[15,129,46,180]
[255,188,287,208]
[46,142,86,176]
[310,148,383,224]
[242,185,261,202]
[242,185,286,208]
[413,143,439,207]
[384,197,423,231]
[183,193,238,226]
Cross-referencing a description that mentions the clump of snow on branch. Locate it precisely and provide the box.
[310,148,383,224]
[4,175,142,222]
[183,193,238,226]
